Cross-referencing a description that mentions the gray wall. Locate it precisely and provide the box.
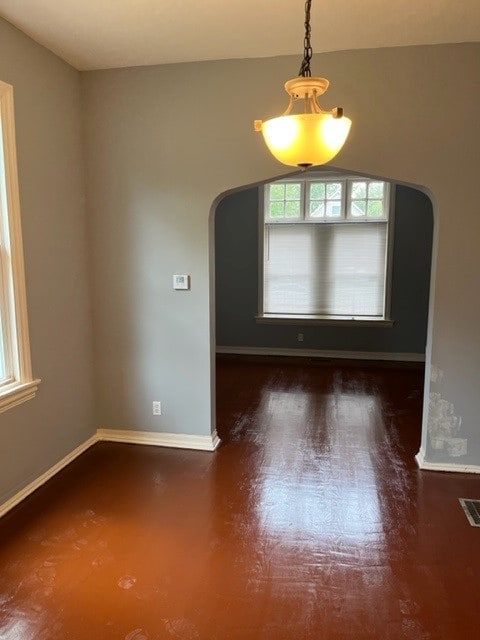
[82,44,480,466]
[0,19,95,503]
[215,184,433,354]
[0,24,477,504]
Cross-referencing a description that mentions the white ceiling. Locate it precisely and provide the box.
[0,0,479,71]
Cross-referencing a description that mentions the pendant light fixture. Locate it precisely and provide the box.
[254,0,351,169]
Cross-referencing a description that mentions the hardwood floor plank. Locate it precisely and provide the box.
[0,357,478,639]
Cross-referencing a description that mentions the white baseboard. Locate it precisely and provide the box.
[415,448,426,469]
[0,428,220,519]
[211,431,221,451]
[416,454,480,474]
[0,434,98,519]
[216,346,425,362]
[96,428,220,452]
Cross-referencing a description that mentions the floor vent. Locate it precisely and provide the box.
[459,499,480,527]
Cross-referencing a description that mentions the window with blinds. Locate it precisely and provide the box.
[262,176,391,319]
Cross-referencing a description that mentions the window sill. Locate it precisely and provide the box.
[0,379,41,414]
[256,315,394,328]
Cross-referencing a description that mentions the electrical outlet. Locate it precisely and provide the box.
[152,401,162,416]
[297,333,304,342]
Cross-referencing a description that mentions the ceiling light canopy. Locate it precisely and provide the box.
[254,0,351,169]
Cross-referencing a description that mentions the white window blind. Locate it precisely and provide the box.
[264,222,388,317]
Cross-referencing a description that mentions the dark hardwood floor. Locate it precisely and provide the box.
[0,356,479,639]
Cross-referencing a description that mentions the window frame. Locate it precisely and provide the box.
[305,179,346,222]
[258,174,395,326]
[0,80,40,413]
[346,179,390,222]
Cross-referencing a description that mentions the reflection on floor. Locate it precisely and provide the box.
[0,356,479,639]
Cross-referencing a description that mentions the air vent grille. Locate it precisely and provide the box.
[459,499,480,527]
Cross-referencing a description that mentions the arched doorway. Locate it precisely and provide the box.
[209,168,436,462]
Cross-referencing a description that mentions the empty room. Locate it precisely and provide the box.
[0,1,479,638]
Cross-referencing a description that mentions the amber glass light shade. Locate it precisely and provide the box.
[255,76,351,168]
[260,112,351,167]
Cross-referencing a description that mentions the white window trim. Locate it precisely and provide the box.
[258,174,395,326]
[255,315,394,328]
[264,174,390,224]
[0,80,40,413]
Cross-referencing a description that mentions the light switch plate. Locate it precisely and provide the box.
[173,274,190,290]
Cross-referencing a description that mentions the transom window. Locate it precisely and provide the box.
[261,175,392,321]
[265,177,389,223]
[308,181,343,219]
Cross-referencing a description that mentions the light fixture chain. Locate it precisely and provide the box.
[299,0,313,77]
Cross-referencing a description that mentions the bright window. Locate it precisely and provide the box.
[0,81,39,413]
[261,175,393,322]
